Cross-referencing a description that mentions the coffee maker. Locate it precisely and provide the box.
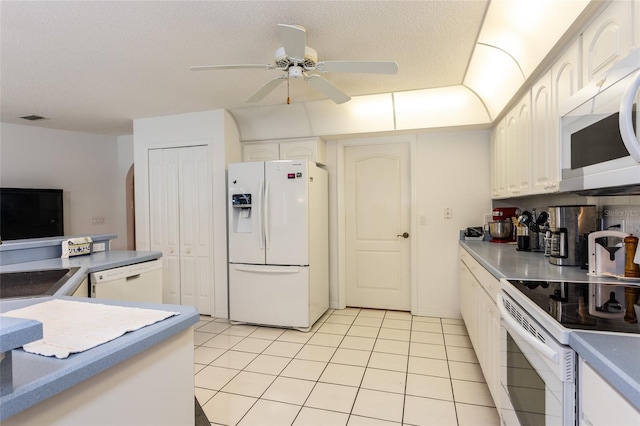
[548,205,597,266]
[489,207,518,243]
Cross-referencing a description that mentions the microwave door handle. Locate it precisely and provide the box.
[619,70,640,161]
[496,295,559,364]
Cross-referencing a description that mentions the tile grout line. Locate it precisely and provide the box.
[442,317,462,425]
[195,312,494,425]
[344,308,382,424]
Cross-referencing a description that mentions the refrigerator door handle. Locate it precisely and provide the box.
[233,265,300,274]
[258,179,265,250]
[264,180,270,250]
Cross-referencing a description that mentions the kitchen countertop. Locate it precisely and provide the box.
[460,240,640,410]
[0,250,163,300]
[0,296,199,421]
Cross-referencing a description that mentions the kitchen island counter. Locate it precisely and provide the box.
[461,240,640,410]
[0,296,199,423]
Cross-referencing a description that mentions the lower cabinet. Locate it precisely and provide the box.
[579,357,640,426]
[71,276,89,297]
[459,247,501,411]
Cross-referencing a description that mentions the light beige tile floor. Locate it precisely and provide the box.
[194,308,500,426]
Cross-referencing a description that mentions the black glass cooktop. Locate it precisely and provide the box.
[507,280,640,335]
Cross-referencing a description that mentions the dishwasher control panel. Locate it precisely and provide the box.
[90,259,162,283]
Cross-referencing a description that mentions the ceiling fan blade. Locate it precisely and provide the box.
[246,76,287,103]
[190,64,274,71]
[277,24,306,60]
[316,61,399,74]
[305,74,351,104]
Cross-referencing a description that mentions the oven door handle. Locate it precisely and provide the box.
[496,294,559,364]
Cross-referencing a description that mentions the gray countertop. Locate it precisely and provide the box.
[0,296,199,421]
[0,250,163,300]
[460,240,640,410]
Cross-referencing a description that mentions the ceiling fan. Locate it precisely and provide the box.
[190,24,399,105]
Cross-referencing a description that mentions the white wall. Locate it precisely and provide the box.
[414,129,492,317]
[0,123,128,248]
[326,129,491,317]
[116,135,134,250]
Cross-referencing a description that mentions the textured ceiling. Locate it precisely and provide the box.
[0,1,488,136]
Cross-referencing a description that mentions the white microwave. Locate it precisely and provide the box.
[560,48,640,195]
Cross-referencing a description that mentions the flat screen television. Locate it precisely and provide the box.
[0,188,64,240]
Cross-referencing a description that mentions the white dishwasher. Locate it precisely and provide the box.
[90,259,163,304]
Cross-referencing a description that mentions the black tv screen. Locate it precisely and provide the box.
[0,188,64,240]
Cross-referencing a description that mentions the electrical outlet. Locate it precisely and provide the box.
[93,242,106,252]
[91,216,105,225]
[444,207,452,219]
[419,215,426,225]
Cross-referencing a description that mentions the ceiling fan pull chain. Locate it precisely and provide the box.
[287,77,291,104]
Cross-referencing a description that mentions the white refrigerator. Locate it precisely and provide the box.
[228,159,328,330]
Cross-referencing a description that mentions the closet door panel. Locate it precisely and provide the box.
[149,149,180,305]
[178,146,212,313]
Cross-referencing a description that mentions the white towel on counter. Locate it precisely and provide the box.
[1,299,178,359]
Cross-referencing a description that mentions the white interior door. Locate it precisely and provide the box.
[148,149,180,305]
[148,146,212,314]
[344,142,411,310]
[178,146,212,313]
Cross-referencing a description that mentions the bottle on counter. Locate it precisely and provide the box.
[624,234,640,278]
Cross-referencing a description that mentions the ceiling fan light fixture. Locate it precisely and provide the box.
[289,66,304,79]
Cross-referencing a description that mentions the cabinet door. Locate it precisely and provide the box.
[531,70,558,194]
[459,261,477,347]
[72,276,89,297]
[149,148,181,305]
[178,146,212,314]
[243,143,279,161]
[280,138,326,165]
[148,146,212,314]
[582,0,634,85]
[579,358,640,425]
[491,119,507,199]
[513,93,532,196]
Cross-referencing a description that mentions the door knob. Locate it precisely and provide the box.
[397,232,409,238]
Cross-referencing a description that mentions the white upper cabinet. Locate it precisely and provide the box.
[490,0,640,199]
[506,92,532,197]
[242,143,279,162]
[491,119,507,199]
[531,70,558,194]
[242,137,326,165]
[582,0,635,85]
[279,138,326,164]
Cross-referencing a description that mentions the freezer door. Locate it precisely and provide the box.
[228,162,266,264]
[229,264,310,328]
[265,160,310,265]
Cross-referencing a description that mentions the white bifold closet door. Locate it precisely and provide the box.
[148,146,212,314]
